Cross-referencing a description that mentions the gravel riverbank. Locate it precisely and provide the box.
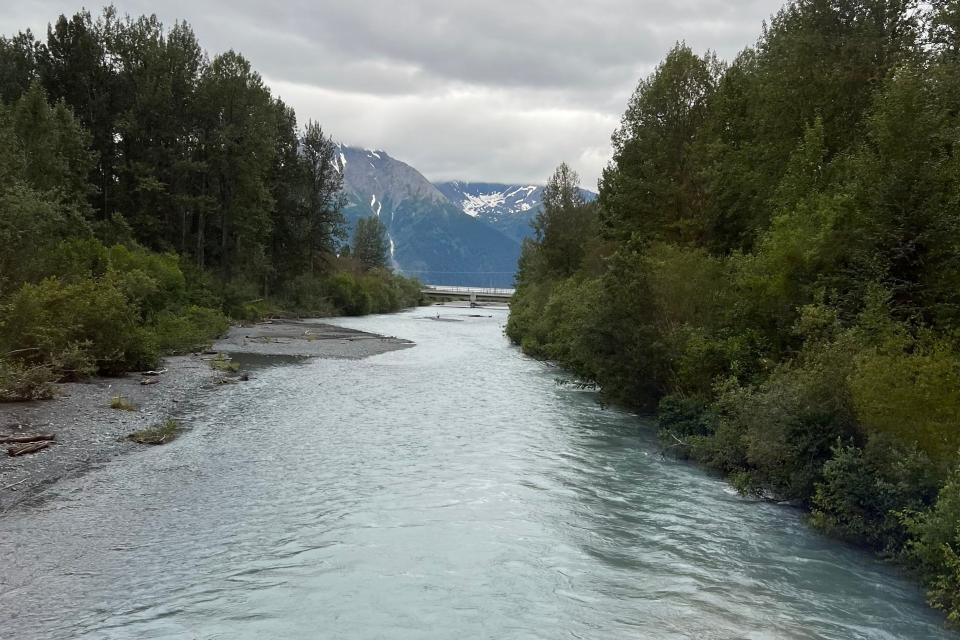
[0,319,413,511]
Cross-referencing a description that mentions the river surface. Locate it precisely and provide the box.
[0,308,954,639]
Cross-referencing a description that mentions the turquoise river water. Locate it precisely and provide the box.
[0,307,955,639]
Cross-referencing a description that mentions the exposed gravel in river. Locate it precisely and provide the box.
[0,320,412,511]
[0,355,218,512]
[213,318,413,358]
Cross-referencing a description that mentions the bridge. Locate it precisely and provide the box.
[420,285,514,305]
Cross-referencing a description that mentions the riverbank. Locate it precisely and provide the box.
[0,320,413,511]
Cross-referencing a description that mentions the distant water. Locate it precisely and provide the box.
[0,307,953,639]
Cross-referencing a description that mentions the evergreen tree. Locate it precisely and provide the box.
[352,216,390,271]
[532,162,593,278]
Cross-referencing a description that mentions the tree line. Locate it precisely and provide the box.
[508,0,960,624]
[0,7,417,398]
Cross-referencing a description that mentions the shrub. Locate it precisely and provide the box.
[902,469,960,624]
[209,353,239,372]
[695,340,857,503]
[851,336,960,471]
[811,435,941,551]
[150,306,229,354]
[657,394,718,459]
[0,276,159,376]
[0,358,56,401]
[326,273,371,316]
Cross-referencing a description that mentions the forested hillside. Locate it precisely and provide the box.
[0,9,420,399]
[508,0,960,623]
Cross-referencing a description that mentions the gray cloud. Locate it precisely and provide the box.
[4,0,785,185]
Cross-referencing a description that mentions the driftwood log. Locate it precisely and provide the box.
[0,433,55,444]
[7,441,50,457]
[140,377,160,386]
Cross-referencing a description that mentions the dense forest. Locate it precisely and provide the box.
[0,8,419,399]
[508,0,960,623]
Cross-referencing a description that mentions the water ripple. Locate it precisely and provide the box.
[0,308,954,639]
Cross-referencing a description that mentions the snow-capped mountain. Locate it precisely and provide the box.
[336,147,521,287]
[435,181,597,244]
[437,182,542,218]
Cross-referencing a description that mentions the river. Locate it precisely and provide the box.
[0,307,953,639]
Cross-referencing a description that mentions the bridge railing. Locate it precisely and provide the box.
[421,286,515,296]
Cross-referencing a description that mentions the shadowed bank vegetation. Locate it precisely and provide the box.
[508,0,960,623]
[0,7,419,400]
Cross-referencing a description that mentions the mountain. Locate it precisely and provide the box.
[435,181,597,244]
[336,147,521,287]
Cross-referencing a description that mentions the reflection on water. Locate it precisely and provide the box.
[0,308,953,639]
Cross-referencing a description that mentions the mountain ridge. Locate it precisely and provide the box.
[336,146,520,287]
[435,181,597,244]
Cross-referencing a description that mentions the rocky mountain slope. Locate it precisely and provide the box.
[337,147,520,287]
[435,181,597,244]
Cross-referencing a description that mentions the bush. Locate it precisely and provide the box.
[902,469,960,624]
[149,306,230,354]
[695,340,857,503]
[209,353,239,372]
[222,278,276,322]
[0,358,56,401]
[279,273,337,316]
[657,395,718,459]
[0,276,158,376]
[811,435,941,551]
[325,273,372,316]
[850,335,960,471]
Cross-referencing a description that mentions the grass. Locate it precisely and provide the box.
[109,394,136,411]
[209,353,240,373]
[128,419,181,445]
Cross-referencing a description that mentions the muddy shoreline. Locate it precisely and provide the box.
[0,319,412,511]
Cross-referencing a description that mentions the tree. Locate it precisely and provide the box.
[598,44,719,245]
[352,216,389,271]
[196,50,277,282]
[0,31,41,104]
[300,121,346,264]
[41,9,124,218]
[11,81,95,206]
[532,162,594,278]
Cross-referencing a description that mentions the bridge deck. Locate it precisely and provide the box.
[420,286,514,304]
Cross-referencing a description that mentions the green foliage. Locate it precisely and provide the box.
[352,216,390,271]
[0,8,405,406]
[657,395,718,459]
[507,0,960,621]
[533,163,594,278]
[150,306,230,354]
[320,270,421,317]
[0,358,56,401]
[851,335,960,470]
[209,353,239,373]
[0,276,156,376]
[902,469,960,623]
[812,435,941,551]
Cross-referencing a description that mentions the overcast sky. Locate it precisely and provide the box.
[4,1,786,188]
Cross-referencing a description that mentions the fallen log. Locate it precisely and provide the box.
[7,441,50,457]
[0,433,54,444]
[140,377,160,386]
